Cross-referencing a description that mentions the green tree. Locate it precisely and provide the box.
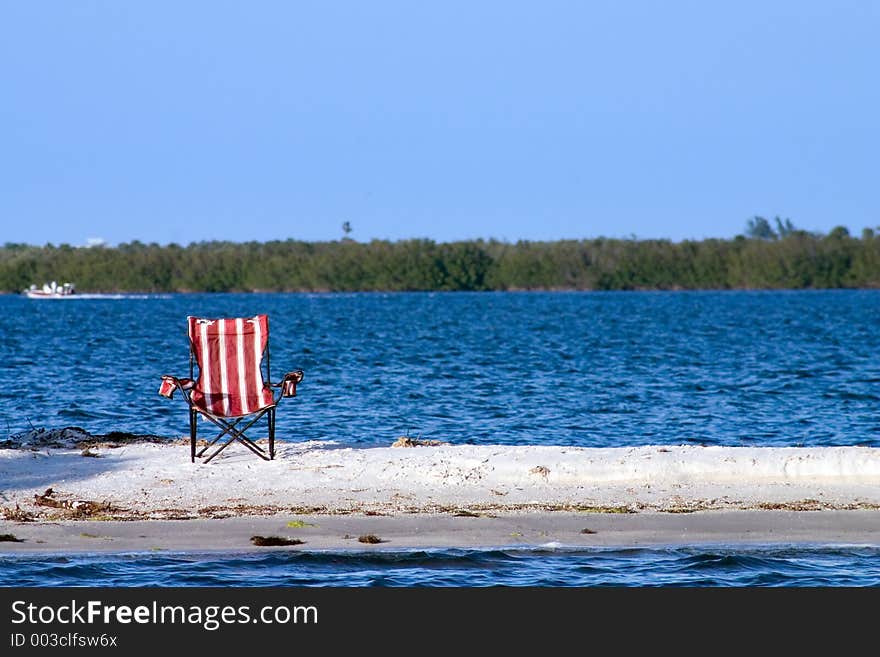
[746,216,777,240]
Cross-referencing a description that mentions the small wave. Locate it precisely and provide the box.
[4,545,880,587]
[822,390,880,402]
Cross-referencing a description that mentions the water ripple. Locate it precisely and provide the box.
[2,546,880,587]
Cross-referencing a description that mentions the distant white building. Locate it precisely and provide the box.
[85,237,107,248]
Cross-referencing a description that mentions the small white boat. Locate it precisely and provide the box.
[23,281,77,299]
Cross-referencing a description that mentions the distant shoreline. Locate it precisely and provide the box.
[4,230,880,292]
[4,287,880,296]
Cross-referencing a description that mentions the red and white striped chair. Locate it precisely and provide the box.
[158,315,304,463]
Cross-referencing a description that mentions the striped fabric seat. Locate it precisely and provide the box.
[188,315,275,418]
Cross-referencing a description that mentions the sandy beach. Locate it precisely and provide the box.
[3,511,880,554]
[2,430,880,552]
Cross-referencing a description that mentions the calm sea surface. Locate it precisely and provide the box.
[2,290,879,448]
[2,290,879,586]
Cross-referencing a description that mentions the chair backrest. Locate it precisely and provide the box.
[187,314,272,417]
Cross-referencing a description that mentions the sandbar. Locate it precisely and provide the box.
[2,437,880,552]
[3,510,880,554]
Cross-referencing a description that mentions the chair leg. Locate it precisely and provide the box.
[269,408,275,460]
[189,409,197,463]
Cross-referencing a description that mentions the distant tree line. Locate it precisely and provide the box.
[2,218,880,293]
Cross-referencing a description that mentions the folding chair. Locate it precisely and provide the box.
[158,314,304,463]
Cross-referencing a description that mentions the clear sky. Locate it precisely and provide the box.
[1,1,877,246]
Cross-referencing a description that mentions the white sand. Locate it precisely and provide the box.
[2,442,879,519]
[5,511,880,553]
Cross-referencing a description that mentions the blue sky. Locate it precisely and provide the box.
[1,1,877,246]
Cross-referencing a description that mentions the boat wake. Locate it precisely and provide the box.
[58,293,170,300]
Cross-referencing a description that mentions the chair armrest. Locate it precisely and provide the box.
[158,375,194,399]
[272,370,304,397]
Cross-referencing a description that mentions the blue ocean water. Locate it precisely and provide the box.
[2,290,879,586]
[3,546,880,587]
[2,290,879,447]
